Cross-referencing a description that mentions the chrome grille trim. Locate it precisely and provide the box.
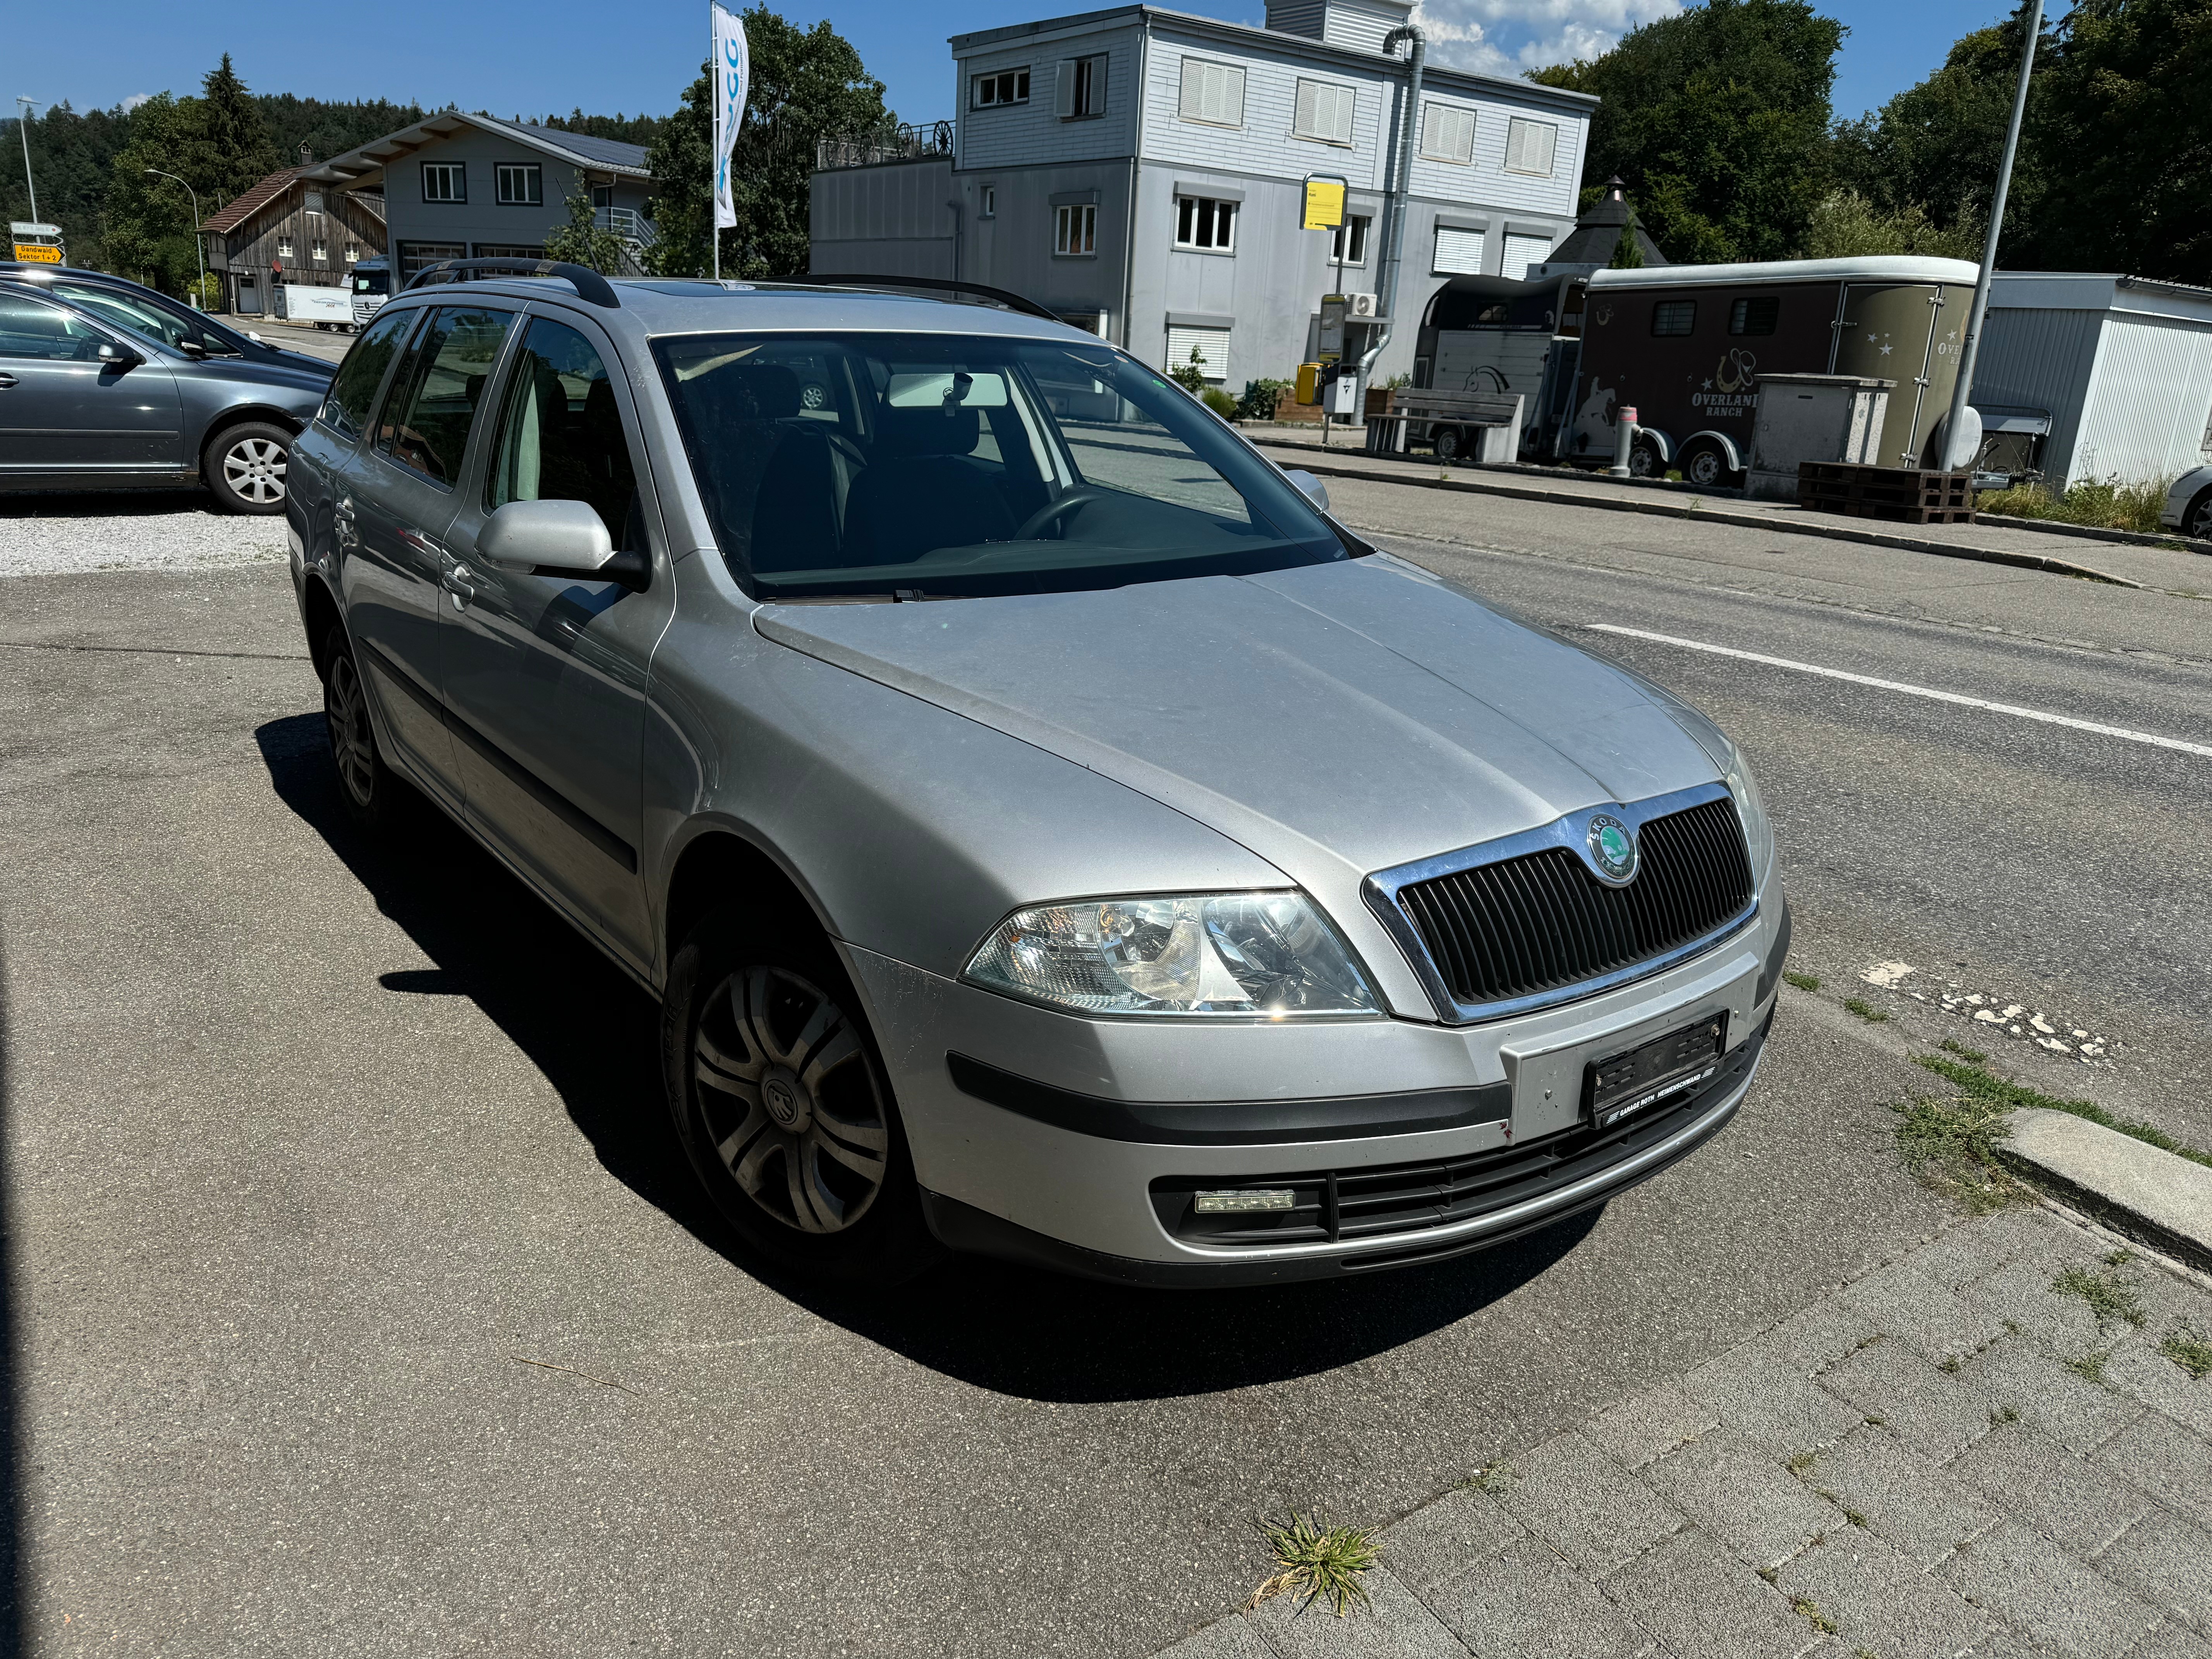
[1363,781,1759,1025]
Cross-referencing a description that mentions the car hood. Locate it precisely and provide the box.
[753,555,1722,884]
[182,352,333,393]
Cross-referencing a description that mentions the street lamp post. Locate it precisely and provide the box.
[16,97,40,225]
[144,167,206,309]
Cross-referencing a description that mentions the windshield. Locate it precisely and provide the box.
[46,280,252,356]
[652,331,1356,599]
[354,270,389,295]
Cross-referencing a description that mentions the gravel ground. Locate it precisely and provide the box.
[0,493,287,578]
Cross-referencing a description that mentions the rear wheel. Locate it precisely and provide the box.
[1676,437,1738,489]
[663,904,940,1286]
[205,420,292,515]
[1432,425,1466,463]
[321,623,404,830]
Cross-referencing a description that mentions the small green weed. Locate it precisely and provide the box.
[1891,1092,2024,1214]
[2161,1321,2212,1381]
[1938,1355,1963,1374]
[1244,1512,1382,1617]
[1792,1597,1839,1635]
[2066,1349,2111,1383]
[1864,1415,1886,1427]
[1979,476,2171,535]
[1940,1039,1987,1063]
[2053,1263,2148,1331]
[1756,1565,1779,1584]
[1786,1451,1817,1476]
[1842,1506,1870,1528]
[1455,1463,1510,1494]
[1844,998,1889,1023]
[1991,1405,2020,1424]
[1783,970,1821,992]
[1913,1054,2212,1170]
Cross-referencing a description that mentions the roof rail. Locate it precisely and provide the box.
[780,273,1061,323]
[404,257,620,308]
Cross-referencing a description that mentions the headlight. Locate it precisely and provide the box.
[1724,746,1775,886]
[963,891,1380,1018]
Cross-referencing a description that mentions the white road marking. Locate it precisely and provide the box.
[1588,623,2212,759]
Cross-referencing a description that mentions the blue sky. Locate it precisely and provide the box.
[18,0,2008,136]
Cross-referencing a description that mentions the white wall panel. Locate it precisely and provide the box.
[2076,315,2212,484]
[957,27,1142,172]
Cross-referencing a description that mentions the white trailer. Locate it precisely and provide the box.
[1973,273,2212,488]
[276,283,357,331]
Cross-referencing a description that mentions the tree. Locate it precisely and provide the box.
[101,95,208,292]
[645,6,891,278]
[191,55,281,204]
[1529,0,1845,264]
[0,100,139,270]
[543,190,632,273]
[2018,0,2212,286]
[257,94,427,166]
[1799,188,1984,259]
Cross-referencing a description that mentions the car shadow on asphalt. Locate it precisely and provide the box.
[254,711,1598,1404]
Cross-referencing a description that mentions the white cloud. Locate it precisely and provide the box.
[121,93,156,112]
[1414,0,1679,76]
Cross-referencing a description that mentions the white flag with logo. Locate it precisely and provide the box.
[711,3,748,232]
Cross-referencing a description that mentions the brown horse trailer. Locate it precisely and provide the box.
[1410,256,1981,485]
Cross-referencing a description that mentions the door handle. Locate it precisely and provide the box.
[441,562,476,610]
[0,373,17,389]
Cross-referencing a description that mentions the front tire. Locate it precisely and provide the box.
[1432,425,1465,464]
[205,421,292,515]
[2187,486,2212,541]
[663,905,939,1286]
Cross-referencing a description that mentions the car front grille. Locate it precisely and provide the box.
[1394,797,1754,1010]
[1151,1009,1765,1256]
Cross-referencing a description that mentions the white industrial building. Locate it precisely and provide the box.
[809,0,1595,390]
[1975,273,2212,488]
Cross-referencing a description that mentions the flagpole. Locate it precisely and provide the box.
[711,22,720,281]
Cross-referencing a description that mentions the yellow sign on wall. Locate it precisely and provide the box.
[11,243,62,264]
[1301,177,1346,231]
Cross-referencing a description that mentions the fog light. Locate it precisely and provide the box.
[1195,1189,1295,1213]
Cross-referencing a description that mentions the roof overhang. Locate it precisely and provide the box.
[300,110,653,189]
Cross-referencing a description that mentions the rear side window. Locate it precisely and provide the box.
[1729,295,1779,336]
[319,307,416,442]
[485,317,644,551]
[374,305,515,486]
[0,293,105,360]
[1651,300,1696,337]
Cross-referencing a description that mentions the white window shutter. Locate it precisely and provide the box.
[1056,60,1077,118]
[1219,65,1245,125]
[1433,226,1485,275]
[1420,103,1441,155]
[1295,79,1319,137]
[1448,108,1475,162]
[1506,117,1557,175]
[1180,60,1202,120]
[1328,84,1353,143]
[1089,54,1107,111]
[1501,232,1550,281]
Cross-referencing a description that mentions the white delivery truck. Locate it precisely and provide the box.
[275,283,356,331]
[350,257,392,326]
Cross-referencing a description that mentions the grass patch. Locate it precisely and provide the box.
[1243,1512,1382,1617]
[1940,1039,1988,1063]
[1914,1054,2212,1171]
[1792,1597,1839,1635]
[1455,1463,1510,1494]
[2161,1321,2212,1381]
[1991,1405,2020,1425]
[1842,1506,1870,1528]
[2066,1349,2111,1383]
[1892,1091,2026,1214]
[1844,998,1889,1023]
[1786,1451,1817,1476]
[1938,1355,1963,1374]
[2053,1262,2148,1330]
[1783,970,1821,992]
[1978,476,2171,535]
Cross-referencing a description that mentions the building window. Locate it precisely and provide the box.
[1419,103,1475,164]
[397,240,467,282]
[1174,196,1236,252]
[496,164,543,206]
[345,245,361,264]
[1054,204,1097,256]
[980,185,997,217]
[304,190,326,216]
[1503,118,1558,177]
[1729,295,1780,336]
[277,237,294,259]
[311,240,329,265]
[591,184,614,210]
[473,243,548,261]
[421,162,466,203]
[1165,325,1230,383]
[1501,231,1551,281]
[1329,214,1371,266]
[1432,225,1485,275]
[973,67,1030,108]
[1056,55,1108,120]
[1652,300,1697,336]
[1178,58,1245,127]
[1293,79,1356,146]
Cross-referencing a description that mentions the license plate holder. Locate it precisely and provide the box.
[1585,1013,1728,1130]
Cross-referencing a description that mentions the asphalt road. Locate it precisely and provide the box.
[0,483,2204,1656]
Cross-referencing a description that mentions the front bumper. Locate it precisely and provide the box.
[845,889,1791,1281]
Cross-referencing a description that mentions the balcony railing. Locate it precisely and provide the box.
[594,205,658,247]
[816,121,955,172]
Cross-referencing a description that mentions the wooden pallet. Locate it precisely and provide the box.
[1798,461,1977,524]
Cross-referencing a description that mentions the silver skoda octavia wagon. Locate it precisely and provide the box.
[287,263,1789,1287]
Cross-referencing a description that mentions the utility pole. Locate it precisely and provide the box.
[144,167,206,308]
[16,97,40,224]
[1939,0,2042,471]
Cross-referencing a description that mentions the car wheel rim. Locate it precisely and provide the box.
[324,654,375,805]
[694,965,890,1235]
[222,437,288,504]
[2193,503,2212,539]
[1688,453,1722,486]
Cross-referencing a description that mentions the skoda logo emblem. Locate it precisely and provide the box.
[1587,813,1639,885]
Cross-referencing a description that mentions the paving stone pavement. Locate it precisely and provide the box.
[1155,1203,2212,1659]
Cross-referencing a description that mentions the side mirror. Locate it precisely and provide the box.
[96,342,143,371]
[177,339,208,360]
[477,498,646,589]
[1285,468,1330,512]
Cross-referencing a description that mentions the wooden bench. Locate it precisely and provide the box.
[1368,391,1525,463]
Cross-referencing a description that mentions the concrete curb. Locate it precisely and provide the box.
[1999,1109,2212,1276]
[1262,448,2145,589]
[1976,512,2208,555]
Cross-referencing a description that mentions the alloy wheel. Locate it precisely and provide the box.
[222,437,288,504]
[324,653,376,805]
[1685,448,1725,487]
[2191,494,2212,541]
[694,965,890,1234]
